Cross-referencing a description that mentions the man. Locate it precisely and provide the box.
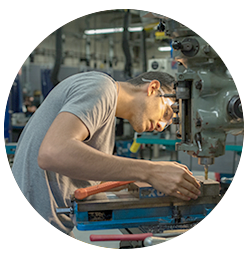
[12,71,200,237]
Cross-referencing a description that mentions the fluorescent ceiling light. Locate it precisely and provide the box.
[84,27,143,35]
[128,26,143,32]
[158,46,172,52]
[85,28,123,35]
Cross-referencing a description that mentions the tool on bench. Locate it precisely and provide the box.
[90,233,154,242]
[74,180,134,200]
[90,233,171,247]
[90,230,186,241]
[90,234,171,247]
[90,230,187,247]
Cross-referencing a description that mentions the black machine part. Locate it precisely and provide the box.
[228,95,243,119]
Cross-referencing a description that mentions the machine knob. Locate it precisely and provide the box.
[172,117,179,124]
[172,40,192,51]
[172,41,183,50]
[171,102,179,113]
[195,80,203,90]
[143,237,169,247]
[228,95,243,119]
[157,19,166,32]
[176,130,182,139]
[172,38,199,57]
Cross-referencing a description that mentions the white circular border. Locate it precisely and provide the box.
[1,1,249,259]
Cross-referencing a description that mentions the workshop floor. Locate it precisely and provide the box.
[73,149,215,249]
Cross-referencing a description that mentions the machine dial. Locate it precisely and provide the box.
[228,95,243,119]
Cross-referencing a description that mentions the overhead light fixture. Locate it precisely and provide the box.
[84,26,143,35]
[128,26,143,32]
[85,28,123,35]
[158,46,172,52]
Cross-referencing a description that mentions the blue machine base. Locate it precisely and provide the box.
[74,202,215,231]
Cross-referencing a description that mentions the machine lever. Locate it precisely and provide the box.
[74,181,134,200]
[56,207,73,215]
[162,93,176,98]
[195,133,202,152]
[197,141,202,152]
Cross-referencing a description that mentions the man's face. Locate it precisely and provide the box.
[129,91,173,133]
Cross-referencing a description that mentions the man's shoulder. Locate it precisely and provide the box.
[84,71,116,93]
[85,71,115,83]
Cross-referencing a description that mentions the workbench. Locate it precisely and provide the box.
[57,177,221,248]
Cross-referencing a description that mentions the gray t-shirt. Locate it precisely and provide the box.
[12,71,118,235]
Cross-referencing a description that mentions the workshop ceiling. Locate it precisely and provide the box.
[62,9,159,37]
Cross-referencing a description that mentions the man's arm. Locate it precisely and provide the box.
[38,112,148,182]
[38,112,200,201]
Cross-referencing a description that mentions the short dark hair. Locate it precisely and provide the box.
[127,71,175,101]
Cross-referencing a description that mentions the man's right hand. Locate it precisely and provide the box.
[147,161,201,201]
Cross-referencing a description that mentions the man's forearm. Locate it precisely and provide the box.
[38,137,202,201]
[38,138,152,182]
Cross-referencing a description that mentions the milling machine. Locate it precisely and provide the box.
[157,16,244,176]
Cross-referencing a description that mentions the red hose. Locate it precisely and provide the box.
[90,233,153,241]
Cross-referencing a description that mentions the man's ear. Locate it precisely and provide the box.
[147,80,160,96]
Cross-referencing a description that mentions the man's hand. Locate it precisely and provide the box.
[147,161,201,201]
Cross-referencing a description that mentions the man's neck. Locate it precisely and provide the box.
[115,82,135,120]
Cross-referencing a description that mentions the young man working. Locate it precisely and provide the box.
[12,71,200,236]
